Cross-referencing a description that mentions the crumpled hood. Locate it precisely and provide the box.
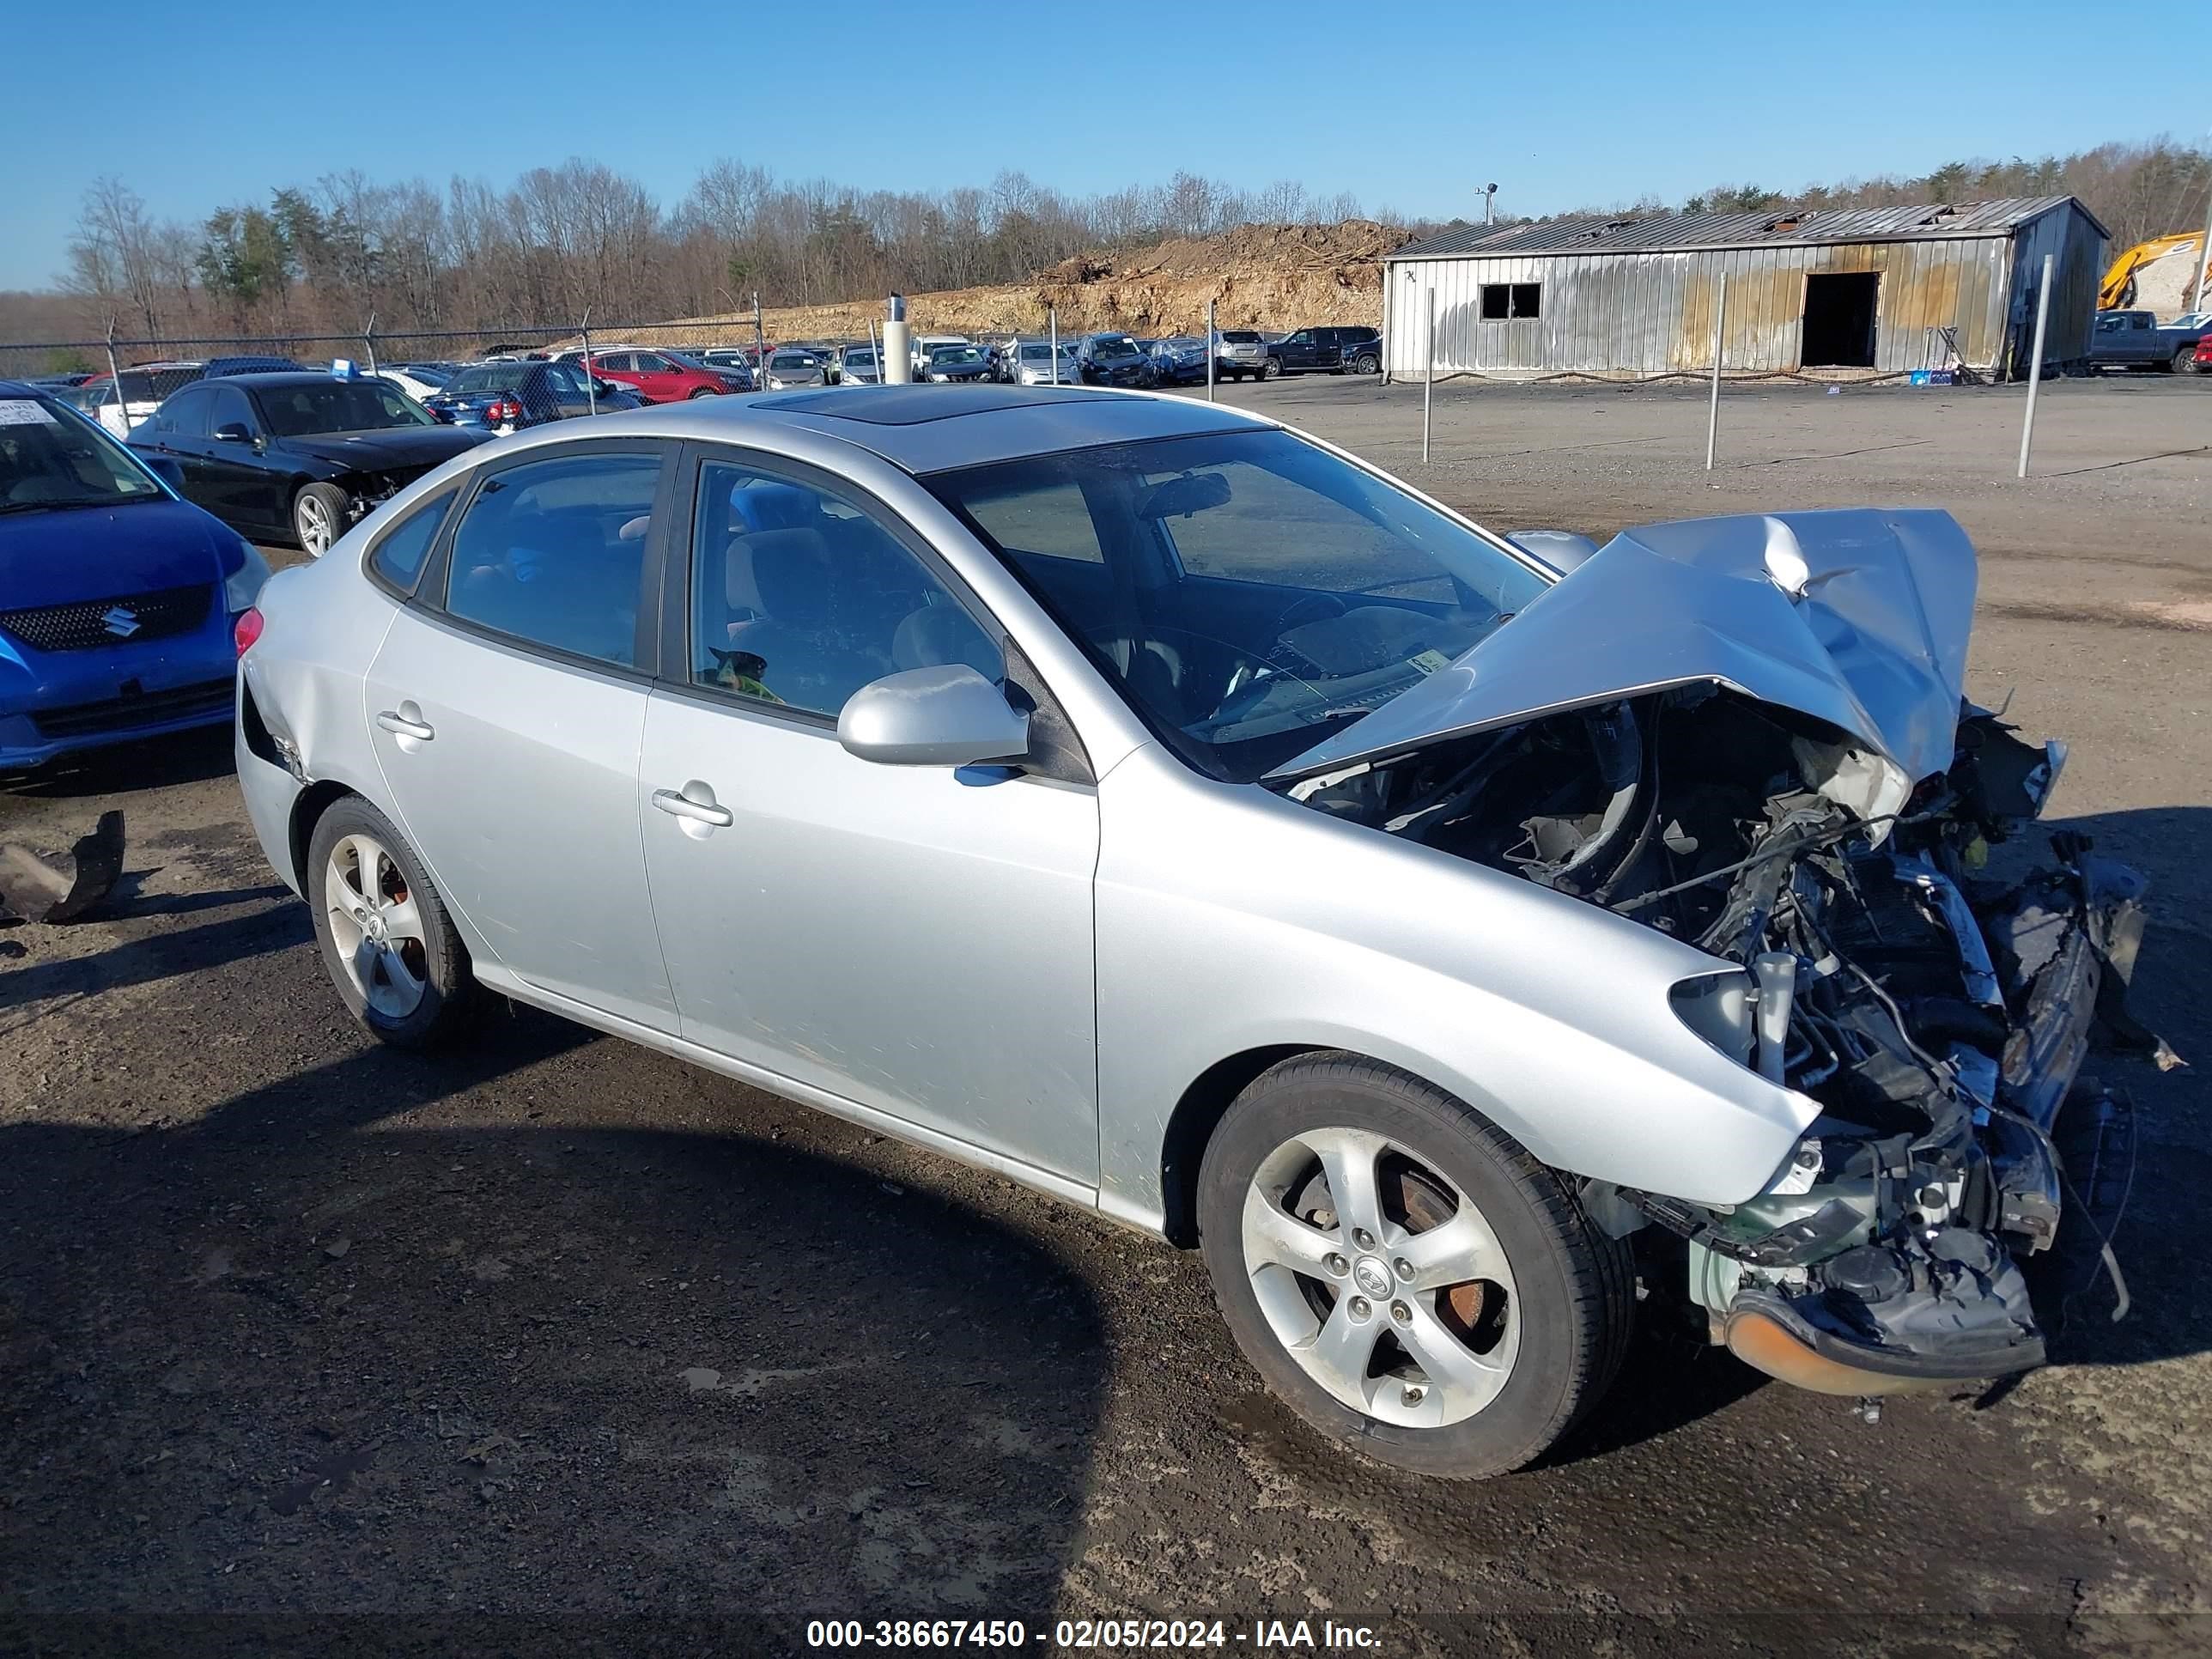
[1270,507,1978,787]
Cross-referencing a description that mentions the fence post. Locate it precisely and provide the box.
[1705,273,1728,471]
[753,292,765,386]
[1049,306,1059,385]
[102,319,124,433]
[868,317,882,385]
[362,312,379,376]
[1206,298,1216,403]
[580,307,596,416]
[2017,253,2054,479]
[1422,287,1435,464]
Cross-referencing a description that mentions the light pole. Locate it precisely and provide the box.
[1482,183,1498,227]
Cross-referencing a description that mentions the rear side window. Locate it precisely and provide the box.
[444,453,662,668]
[368,489,456,595]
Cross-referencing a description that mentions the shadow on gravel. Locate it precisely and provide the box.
[2,725,237,802]
[0,1002,1109,1631]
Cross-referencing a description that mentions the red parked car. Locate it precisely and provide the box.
[2195,336,2212,374]
[577,348,735,403]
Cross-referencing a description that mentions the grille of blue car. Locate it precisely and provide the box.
[0,584,213,653]
[31,677,234,739]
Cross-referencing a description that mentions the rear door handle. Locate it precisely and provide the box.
[376,709,435,742]
[652,787,733,828]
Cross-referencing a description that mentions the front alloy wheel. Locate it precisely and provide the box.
[1242,1126,1520,1428]
[325,832,429,1020]
[293,483,349,556]
[1198,1054,1632,1477]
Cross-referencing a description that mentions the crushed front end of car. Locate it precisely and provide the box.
[1275,508,2173,1396]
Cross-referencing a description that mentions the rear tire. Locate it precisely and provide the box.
[1259,358,1280,380]
[307,797,479,1048]
[688,386,717,398]
[1197,1053,1632,1478]
[2174,347,2202,375]
[1353,352,1380,374]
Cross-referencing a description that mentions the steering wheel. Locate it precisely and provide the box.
[1274,592,1348,633]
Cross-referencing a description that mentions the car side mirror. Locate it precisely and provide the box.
[1508,529,1601,576]
[837,665,1030,768]
[212,422,252,444]
[142,455,185,492]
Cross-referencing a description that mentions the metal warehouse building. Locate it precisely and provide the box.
[1380,196,2109,381]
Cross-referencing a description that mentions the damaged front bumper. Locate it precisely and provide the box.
[1686,841,2159,1394]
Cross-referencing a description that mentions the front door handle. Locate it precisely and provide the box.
[376,708,435,742]
[652,787,734,829]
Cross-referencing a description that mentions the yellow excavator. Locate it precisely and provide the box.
[2099,232,2206,311]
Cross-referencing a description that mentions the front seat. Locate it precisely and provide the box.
[725,529,890,711]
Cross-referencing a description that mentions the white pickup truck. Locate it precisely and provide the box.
[2090,309,2209,374]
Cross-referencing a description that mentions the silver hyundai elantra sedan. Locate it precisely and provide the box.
[234,385,2154,1477]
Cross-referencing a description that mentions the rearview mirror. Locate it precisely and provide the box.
[212,422,252,444]
[837,665,1030,768]
[1136,471,1231,520]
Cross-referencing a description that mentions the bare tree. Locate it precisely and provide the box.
[63,178,170,337]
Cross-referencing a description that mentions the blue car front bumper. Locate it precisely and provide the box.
[0,613,240,770]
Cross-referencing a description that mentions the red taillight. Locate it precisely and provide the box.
[234,606,264,657]
[487,396,523,425]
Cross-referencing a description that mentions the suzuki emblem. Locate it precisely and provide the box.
[101,606,141,638]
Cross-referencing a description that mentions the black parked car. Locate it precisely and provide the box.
[130,373,485,556]
[1075,332,1154,387]
[1265,325,1382,377]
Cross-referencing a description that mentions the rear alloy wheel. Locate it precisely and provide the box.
[1353,352,1380,375]
[1259,357,1280,380]
[2174,347,2202,375]
[688,386,717,398]
[1198,1054,1632,1478]
[293,483,349,556]
[307,798,478,1048]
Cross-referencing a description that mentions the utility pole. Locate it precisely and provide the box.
[2198,137,2212,313]
[1482,183,1498,227]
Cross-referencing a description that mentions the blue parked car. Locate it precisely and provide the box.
[0,381,270,770]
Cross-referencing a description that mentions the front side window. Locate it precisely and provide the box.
[633,354,671,373]
[0,397,165,508]
[931,428,1547,781]
[1480,283,1542,320]
[149,385,211,436]
[209,386,255,434]
[444,452,660,667]
[690,458,1000,719]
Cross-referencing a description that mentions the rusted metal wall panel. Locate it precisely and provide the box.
[1381,211,2105,379]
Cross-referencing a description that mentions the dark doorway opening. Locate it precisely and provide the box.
[1802,271,1881,368]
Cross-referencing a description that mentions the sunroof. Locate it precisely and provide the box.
[763,385,1115,426]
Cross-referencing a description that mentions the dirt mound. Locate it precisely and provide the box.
[647,218,1414,347]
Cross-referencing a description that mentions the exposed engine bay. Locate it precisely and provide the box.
[1285,684,2169,1395]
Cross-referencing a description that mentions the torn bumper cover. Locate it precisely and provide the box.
[1710,838,2160,1395]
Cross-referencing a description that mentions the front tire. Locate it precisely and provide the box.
[1259,358,1280,380]
[307,797,479,1048]
[2174,347,2202,375]
[1352,351,1380,375]
[688,386,717,398]
[1197,1054,1632,1478]
[292,483,349,557]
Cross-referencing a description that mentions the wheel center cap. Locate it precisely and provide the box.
[1352,1256,1393,1297]
[365,912,386,942]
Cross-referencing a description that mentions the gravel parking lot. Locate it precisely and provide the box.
[3,376,2208,1654]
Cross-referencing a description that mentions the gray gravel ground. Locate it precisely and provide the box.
[2,375,2208,1656]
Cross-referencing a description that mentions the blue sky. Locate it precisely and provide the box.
[9,0,2202,290]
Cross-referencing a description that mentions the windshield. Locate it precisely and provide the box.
[930,428,1548,781]
[931,347,984,365]
[1018,344,1055,362]
[843,349,878,367]
[443,366,532,396]
[256,380,434,437]
[0,397,166,511]
[1092,338,1139,360]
